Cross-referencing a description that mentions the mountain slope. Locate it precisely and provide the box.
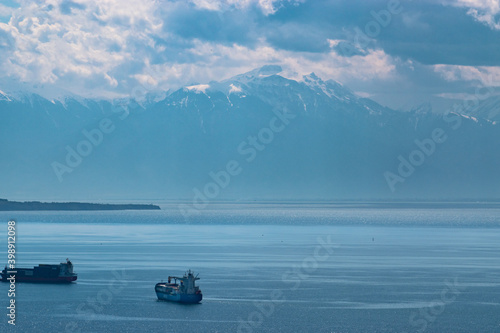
[1,66,499,201]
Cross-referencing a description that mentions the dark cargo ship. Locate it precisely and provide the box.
[155,270,202,304]
[1,259,77,283]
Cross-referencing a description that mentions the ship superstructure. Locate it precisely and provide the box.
[155,270,202,304]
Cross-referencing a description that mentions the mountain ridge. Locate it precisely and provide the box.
[1,66,499,201]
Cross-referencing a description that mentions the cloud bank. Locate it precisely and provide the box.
[0,0,499,108]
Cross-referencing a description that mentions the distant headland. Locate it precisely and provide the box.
[0,199,161,211]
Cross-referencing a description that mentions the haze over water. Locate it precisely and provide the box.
[2,0,500,332]
[1,204,499,332]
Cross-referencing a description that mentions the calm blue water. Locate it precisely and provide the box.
[0,205,499,332]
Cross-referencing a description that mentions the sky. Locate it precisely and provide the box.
[1,0,500,110]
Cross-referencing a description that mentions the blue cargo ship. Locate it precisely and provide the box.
[155,270,202,304]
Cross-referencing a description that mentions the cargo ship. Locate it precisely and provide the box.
[155,270,202,304]
[1,259,77,283]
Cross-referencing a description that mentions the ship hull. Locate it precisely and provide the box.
[1,274,77,283]
[155,291,202,304]
[155,271,202,304]
[1,264,77,284]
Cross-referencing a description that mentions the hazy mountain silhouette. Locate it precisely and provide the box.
[1,66,499,201]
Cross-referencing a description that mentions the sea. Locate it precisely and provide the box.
[0,203,499,333]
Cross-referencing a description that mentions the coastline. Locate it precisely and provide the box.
[0,199,161,211]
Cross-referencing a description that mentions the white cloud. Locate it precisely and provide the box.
[196,41,396,84]
[442,0,500,30]
[189,0,304,15]
[327,39,341,48]
[0,0,162,97]
[434,64,500,86]
[434,92,478,99]
[104,73,118,87]
[292,49,397,82]
[190,0,224,11]
[0,4,15,17]
[258,0,279,15]
[130,39,397,97]
[0,0,397,99]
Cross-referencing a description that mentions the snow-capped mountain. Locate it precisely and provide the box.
[1,66,499,201]
[460,95,500,123]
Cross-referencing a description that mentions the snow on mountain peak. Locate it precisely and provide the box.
[302,72,353,101]
[304,72,320,81]
[229,84,242,94]
[226,65,283,86]
[185,84,210,93]
[0,89,11,102]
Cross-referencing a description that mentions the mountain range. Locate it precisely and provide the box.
[1,65,499,201]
